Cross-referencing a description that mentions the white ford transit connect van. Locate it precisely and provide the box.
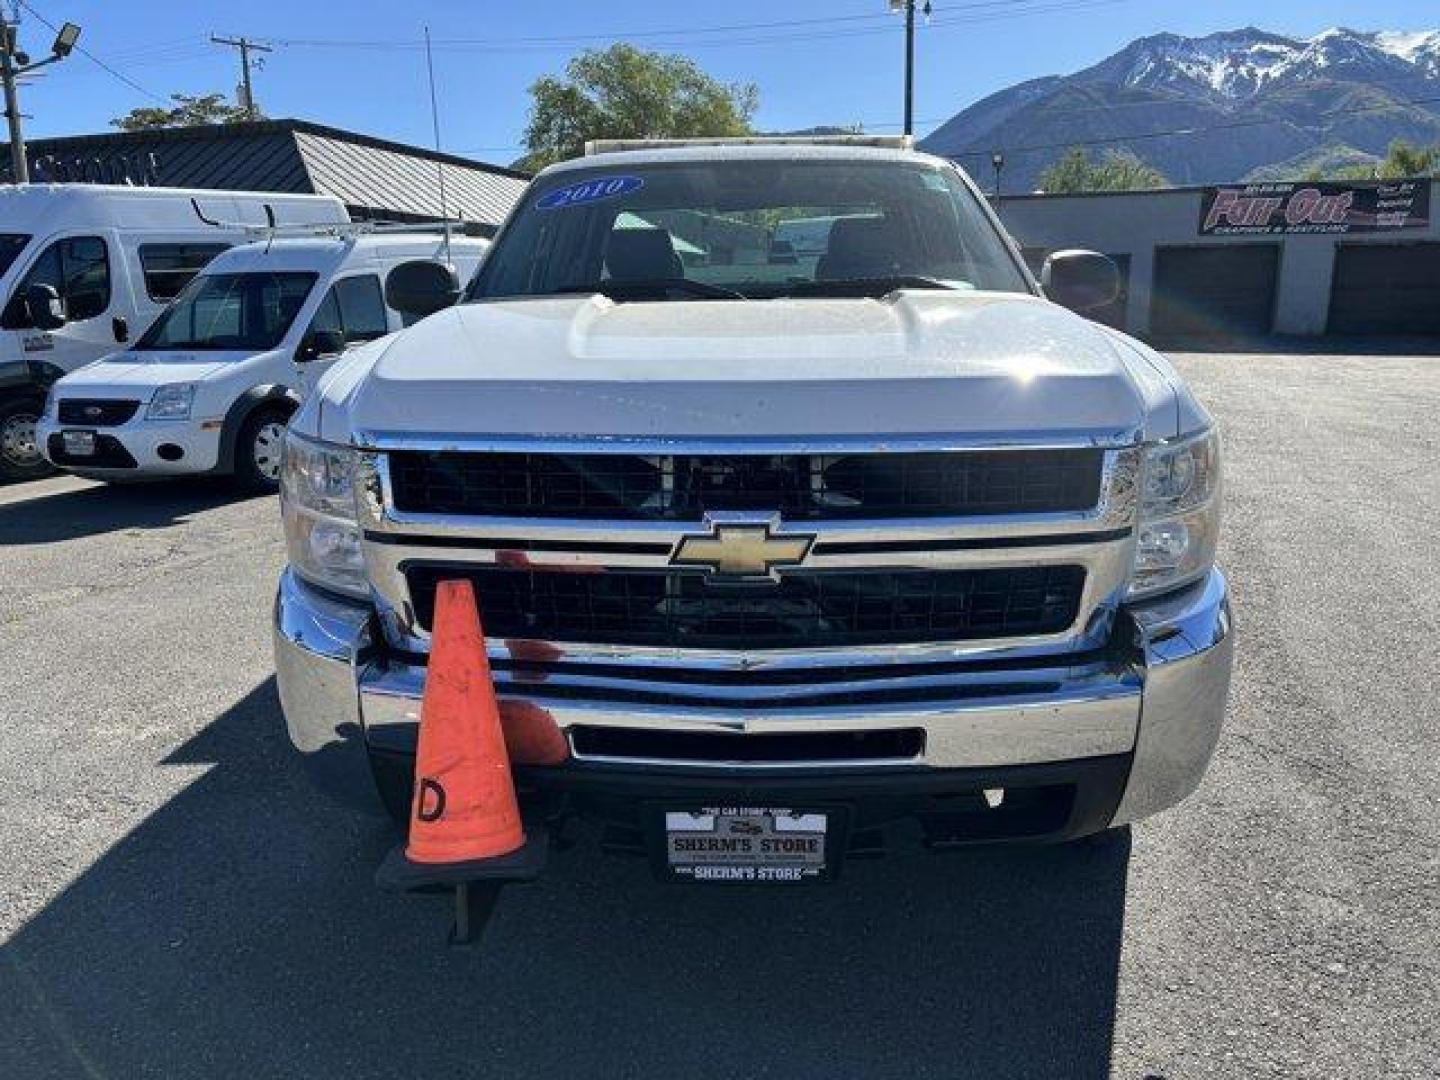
[39,230,488,490]
[0,184,350,479]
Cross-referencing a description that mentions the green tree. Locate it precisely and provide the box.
[517,44,757,172]
[1037,147,1169,193]
[111,93,254,132]
[1309,139,1440,180]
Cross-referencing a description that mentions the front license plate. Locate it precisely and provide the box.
[61,430,96,456]
[664,807,830,883]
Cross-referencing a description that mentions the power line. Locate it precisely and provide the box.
[15,0,164,102]
[258,0,1119,53]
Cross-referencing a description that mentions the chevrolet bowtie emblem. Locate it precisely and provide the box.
[671,516,814,577]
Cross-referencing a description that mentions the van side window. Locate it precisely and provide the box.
[1,235,111,329]
[334,276,388,342]
[138,243,231,301]
[304,275,388,346]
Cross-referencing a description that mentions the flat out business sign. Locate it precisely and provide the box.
[1199,181,1431,236]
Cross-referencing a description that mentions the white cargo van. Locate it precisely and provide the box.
[38,230,488,490]
[0,184,350,479]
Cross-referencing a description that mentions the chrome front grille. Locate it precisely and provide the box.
[385,448,1106,520]
[356,435,1141,680]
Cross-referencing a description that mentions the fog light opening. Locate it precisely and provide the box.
[156,443,184,461]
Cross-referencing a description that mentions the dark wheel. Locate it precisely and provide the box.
[232,405,292,493]
[0,396,55,482]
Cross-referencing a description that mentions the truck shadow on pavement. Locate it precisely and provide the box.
[0,479,261,544]
[1,679,1131,1080]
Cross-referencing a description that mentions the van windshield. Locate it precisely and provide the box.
[469,159,1030,302]
[136,271,318,352]
[0,234,30,279]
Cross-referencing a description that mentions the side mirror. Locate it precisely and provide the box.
[385,260,460,320]
[296,328,345,363]
[24,283,66,331]
[1041,250,1120,314]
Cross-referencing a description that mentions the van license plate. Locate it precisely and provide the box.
[664,807,829,883]
[62,430,96,456]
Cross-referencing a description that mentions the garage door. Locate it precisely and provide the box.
[1151,245,1279,341]
[1328,243,1440,336]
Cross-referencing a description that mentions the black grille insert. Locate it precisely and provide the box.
[570,727,925,763]
[406,564,1086,649]
[46,433,137,469]
[57,399,140,426]
[387,449,1104,520]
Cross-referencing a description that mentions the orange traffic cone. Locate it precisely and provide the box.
[405,579,526,864]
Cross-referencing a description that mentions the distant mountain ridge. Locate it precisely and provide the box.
[918,27,1440,190]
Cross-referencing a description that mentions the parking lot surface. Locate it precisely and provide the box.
[0,351,1435,1079]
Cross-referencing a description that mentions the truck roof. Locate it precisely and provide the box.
[541,141,957,179]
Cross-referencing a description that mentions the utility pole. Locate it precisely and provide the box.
[0,7,81,183]
[210,34,271,121]
[889,0,931,138]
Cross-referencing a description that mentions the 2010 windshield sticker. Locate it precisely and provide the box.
[536,175,644,211]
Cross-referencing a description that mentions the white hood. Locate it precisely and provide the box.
[317,292,1180,445]
[58,351,241,394]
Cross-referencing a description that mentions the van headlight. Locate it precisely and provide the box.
[146,382,196,420]
[1128,428,1221,599]
[279,430,367,599]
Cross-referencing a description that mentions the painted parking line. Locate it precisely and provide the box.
[0,474,103,508]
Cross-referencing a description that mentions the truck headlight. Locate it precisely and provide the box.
[146,382,196,420]
[1128,428,1221,599]
[279,430,367,599]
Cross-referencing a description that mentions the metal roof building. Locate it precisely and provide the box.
[0,119,530,233]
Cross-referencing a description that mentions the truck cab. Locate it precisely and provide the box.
[0,184,349,480]
[38,230,488,490]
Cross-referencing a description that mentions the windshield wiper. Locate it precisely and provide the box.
[554,278,748,301]
[780,275,959,298]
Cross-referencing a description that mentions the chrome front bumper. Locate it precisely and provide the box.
[273,566,1232,826]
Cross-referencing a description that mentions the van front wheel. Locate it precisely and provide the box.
[233,405,292,493]
[0,396,55,482]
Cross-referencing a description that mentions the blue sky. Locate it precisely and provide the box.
[12,0,1439,166]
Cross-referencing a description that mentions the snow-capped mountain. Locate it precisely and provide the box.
[921,27,1440,188]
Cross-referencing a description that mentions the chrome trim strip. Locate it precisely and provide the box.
[355,429,1146,454]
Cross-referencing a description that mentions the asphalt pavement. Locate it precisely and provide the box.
[0,351,1435,1079]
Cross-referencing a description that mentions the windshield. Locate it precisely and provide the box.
[136,271,318,352]
[0,233,30,280]
[470,159,1030,302]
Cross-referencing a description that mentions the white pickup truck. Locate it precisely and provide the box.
[274,138,1232,885]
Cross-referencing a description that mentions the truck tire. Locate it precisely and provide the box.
[0,396,55,482]
[232,404,293,493]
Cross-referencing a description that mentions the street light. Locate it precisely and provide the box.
[1,18,83,182]
[992,151,1005,200]
[52,22,81,59]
